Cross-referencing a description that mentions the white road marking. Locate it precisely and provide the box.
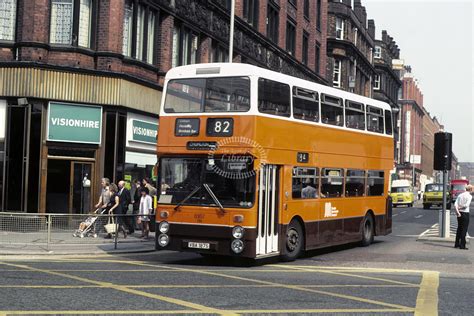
[392,214,399,217]
[401,211,407,214]
[415,215,423,219]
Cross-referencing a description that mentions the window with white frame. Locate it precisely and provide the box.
[333,59,342,88]
[374,74,381,90]
[374,45,382,58]
[50,0,74,45]
[122,1,157,64]
[0,0,17,41]
[336,17,344,40]
[50,0,93,47]
[172,23,199,68]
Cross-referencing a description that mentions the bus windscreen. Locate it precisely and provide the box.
[164,77,250,113]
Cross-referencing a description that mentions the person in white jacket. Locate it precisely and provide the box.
[454,185,473,250]
[138,187,153,240]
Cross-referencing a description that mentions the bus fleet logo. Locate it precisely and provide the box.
[207,136,268,180]
[324,202,339,218]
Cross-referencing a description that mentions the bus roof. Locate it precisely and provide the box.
[165,63,392,112]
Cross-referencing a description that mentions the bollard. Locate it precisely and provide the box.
[47,215,52,251]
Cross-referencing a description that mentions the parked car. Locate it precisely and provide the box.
[423,183,451,209]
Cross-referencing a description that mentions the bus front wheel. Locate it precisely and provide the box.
[281,220,304,261]
[360,214,374,247]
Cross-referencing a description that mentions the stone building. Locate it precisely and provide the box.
[0,0,328,213]
[326,0,375,97]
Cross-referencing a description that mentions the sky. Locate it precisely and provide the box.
[363,0,474,162]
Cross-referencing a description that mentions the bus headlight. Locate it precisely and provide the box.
[158,234,170,247]
[159,221,170,234]
[231,239,244,254]
[232,226,244,239]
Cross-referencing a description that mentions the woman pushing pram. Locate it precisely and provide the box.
[73,208,107,238]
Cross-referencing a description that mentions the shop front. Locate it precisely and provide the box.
[124,113,159,184]
[42,102,102,214]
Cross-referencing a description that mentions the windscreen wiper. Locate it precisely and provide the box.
[203,183,225,213]
[174,185,201,211]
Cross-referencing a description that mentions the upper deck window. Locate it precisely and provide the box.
[321,94,343,127]
[258,78,291,117]
[345,100,365,130]
[292,87,319,122]
[164,77,250,113]
[366,105,384,134]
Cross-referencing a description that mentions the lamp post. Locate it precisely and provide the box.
[229,0,235,63]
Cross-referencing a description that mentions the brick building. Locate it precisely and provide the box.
[420,108,443,186]
[397,69,424,188]
[373,30,402,160]
[326,0,375,97]
[0,0,328,213]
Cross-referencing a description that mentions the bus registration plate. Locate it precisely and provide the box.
[188,242,210,249]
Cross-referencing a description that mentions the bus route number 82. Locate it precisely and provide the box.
[206,118,234,137]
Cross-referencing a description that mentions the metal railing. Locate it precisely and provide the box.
[0,212,156,252]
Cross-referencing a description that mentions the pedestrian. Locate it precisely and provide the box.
[106,183,127,239]
[454,184,472,250]
[138,187,153,240]
[130,179,141,233]
[118,180,132,234]
[95,178,110,211]
[142,178,157,196]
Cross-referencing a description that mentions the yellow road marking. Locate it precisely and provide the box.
[0,308,415,315]
[0,284,418,289]
[279,265,418,286]
[414,271,439,316]
[120,260,413,310]
[0,262,237,316]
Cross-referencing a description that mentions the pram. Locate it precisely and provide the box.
[73,208,107,238]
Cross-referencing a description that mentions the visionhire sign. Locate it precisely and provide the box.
[132,119,158,144]
[47,102,102,144]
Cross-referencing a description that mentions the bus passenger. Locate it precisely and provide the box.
[301,179,317,199]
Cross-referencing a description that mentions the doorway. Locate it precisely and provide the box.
[46,159,94,214]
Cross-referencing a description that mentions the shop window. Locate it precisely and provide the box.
[104,112,117,181]
[27,104,43,212]
[243,0,258,28]
[366,105,384,133]
[368,170,384,196]
[346,170,365,197]
[258,78,291,117]
[321,168,344,198]
[345,100,365,130]
[321,94,343,126]
[50,0,94,48]
[0,101,6,210]
[292,167,319,199]
[0,0,17,41]
[293,86,319,122]
[172,23,199,67]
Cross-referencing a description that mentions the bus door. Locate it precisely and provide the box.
[257,165,279,256]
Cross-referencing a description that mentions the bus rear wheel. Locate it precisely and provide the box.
[281,220,304,261]
[360,214,374,247]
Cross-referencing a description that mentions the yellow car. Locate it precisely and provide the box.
[390,186,414,207]
[423,183,451,209]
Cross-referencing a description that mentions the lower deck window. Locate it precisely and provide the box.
[292,167,319,199]
[368,170,384,196]
[321,168,344,198]
[346,170,365,196]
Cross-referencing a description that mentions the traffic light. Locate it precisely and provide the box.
[434,132,452,171]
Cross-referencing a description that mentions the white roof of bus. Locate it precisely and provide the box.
[165,63,392,112]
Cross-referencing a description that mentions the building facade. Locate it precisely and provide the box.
[420,108,443,187]
[326,0,375,97]
[397,70,424,188]
[373,30,402,160]
[458,162,474,184]
[0,0,328,213]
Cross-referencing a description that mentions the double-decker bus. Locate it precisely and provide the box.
[155,63,393,260]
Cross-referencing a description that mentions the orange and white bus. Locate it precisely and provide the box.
[155,63,393,260]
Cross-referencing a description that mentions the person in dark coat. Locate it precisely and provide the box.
[118,180,133,234]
